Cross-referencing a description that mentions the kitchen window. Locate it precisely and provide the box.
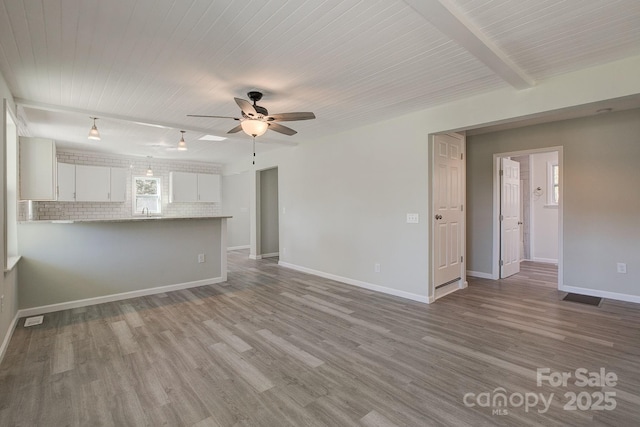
[133,176,162,215]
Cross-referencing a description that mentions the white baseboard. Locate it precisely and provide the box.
[532,257,558,264]
[227,245,250,251]
[249,254,261,260]
[559,285,640,304]
[17,276,226,318]
[0,312,19,365]
[278,261,428,304]
[261,252,279,258]
[466,270,494,279]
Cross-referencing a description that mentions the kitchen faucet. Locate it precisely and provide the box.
[141,207,150,217]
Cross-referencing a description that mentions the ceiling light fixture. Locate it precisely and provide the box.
[240,119,268,137]
[146,156,154,176]
[88,117,101,141]
[178,130,187,151]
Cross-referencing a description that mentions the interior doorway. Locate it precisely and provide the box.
[493,147,563,286]
[255,167,279,259]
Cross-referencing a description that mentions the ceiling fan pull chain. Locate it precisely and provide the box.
[253,136,256,165]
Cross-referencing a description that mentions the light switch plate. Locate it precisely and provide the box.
[406,213,419,223]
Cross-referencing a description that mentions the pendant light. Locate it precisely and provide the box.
[146,156,154,176]
[88,117,101,141]
[240,119,268,137]
[177,130,187,151]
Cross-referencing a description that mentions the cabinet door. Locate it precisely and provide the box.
[197,173,221,202]
[170,172,198,202]
[57,163,76,201]
[110,168,127,202]
[19,137,56,200]
[75,165,111,202]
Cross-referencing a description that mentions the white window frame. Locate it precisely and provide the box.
[546,161,559,206]
[133,176,162,215]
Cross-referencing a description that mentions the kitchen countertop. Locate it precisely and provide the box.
[19,215,232,224]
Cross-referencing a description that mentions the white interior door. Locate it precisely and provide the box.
[500,158,520,277]
[433,133,463,288]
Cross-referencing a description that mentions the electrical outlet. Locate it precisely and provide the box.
[374,263,381,273]
[406,213,419,223]
[198,253,205,263]
[617,263,627,274]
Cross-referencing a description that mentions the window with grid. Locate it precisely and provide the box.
[133,176,162,215]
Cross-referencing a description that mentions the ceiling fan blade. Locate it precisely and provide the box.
[227,124,243,134]
[187,114,240,120]
[266,112,316,122]
[235,98,258,118]
[268,122,297,136]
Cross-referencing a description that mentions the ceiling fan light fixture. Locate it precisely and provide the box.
[241,119,268,137]
[88,117,101,141]
[178,130,187,151]
[146,156,153,176]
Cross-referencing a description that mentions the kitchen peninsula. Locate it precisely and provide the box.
[17,216,230,315]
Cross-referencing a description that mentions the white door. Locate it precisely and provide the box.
[433,133,463,288]
[500,158,521,277]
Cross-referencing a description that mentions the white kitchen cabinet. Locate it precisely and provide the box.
[57,162,76,201]
[170,172,198,202]
[19,137,56,200]
[197,173,221,202]
[75,165,111,202]
[109,167,127,202]
[170,172,220,202]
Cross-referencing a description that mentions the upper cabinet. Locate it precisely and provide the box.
[57,162,76,201]
[170,172,220,203]
[197,173,221,202]
[59,163,127,202]
[19,137,56,200]
[76,165,111,202]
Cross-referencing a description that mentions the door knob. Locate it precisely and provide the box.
[435,214,442,220]
[518,221,523,225]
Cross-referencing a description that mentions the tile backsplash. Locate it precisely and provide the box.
[26,150,223,221]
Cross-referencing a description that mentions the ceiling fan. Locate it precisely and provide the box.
[187,91,315,137]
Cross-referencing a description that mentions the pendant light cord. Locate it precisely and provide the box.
[252,136,256,165]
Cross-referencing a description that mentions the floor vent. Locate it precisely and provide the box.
[24,315,44,327]
[562,293,602,306]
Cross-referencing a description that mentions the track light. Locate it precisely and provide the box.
[178,130,187,151]
[88,117,100,141]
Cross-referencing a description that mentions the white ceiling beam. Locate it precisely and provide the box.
[14,98,230,138]
[404,0,535,89]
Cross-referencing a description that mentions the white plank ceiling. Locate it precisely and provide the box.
[1,0,639,164]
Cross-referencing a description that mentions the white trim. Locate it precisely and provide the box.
[17,276,226,318]
[4,255,21,273]
[227,245,250,251]
[559,285,640,305]
[466,270,494,279]
[0,312,19,365]
[278,261,429,304]
[249,254,261,260]
[532,257,558,264]
[260,252,279,258]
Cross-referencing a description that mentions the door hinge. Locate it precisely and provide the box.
[461,204,463,212]
[500,170,504,176]
[500,260,504,266]
[460,153,463,160]
[461,256,464,263]
[500,214,504,221]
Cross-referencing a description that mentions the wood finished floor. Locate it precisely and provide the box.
[1,252,639,426]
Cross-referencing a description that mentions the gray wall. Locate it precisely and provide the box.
[467,108,640,296]
[259,167,279,255]
[221,171,251,249]
[17,218,225,309]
